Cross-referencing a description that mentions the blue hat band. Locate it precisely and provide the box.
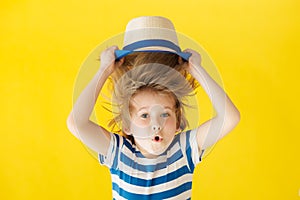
[123,39,181,52]
[115,39,191,61]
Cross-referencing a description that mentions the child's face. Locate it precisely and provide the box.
[128,90,178,158]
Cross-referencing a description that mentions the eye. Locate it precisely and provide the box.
[161,113,170,118]
[140,113,149,119]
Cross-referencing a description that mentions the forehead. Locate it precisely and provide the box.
[130,90,176,109]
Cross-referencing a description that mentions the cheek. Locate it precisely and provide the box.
[130,121,153,139]
[131,123,150,133]
[134,119,149,127]
[164,117,177,130]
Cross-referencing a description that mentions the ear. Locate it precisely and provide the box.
[123,127,131,135]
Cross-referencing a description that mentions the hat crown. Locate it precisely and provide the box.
[123,16,179,51]
[115,16,191,61]
[125,16,176,31]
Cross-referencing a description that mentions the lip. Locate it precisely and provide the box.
[152,135,163,142]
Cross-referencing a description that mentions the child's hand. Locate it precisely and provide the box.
[183,49,202,74]
[100,46,124,75]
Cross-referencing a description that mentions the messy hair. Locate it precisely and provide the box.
[107,52,199,138]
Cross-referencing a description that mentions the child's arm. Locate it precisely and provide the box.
[67,46,123,155]
[183,49,240,151]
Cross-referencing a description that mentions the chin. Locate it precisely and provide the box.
[150,146,168,155]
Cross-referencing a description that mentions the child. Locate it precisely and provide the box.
[67,16,240,199]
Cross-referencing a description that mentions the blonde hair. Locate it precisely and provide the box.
[107,52,198,139]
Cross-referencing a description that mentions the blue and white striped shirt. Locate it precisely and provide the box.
[99,129,205,200]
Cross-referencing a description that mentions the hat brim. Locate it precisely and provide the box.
[115,50,191,61]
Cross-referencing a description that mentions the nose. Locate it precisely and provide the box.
[149,105,165,132]
[152,124,161,132]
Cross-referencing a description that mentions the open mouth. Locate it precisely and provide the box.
[153,135,163,142]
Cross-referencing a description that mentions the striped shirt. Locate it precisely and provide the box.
[99,129,205,200]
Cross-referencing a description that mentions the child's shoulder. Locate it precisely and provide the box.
[110,132,137,151]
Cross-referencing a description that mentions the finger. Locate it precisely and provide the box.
[178,56,183,64]
[183,48,192,53]
[181,62,189,70]
[110,45,119,51]
[116,57,125,66]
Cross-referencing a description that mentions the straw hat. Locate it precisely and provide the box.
[115,16,191,60]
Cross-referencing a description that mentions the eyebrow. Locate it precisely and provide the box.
[137,106,174,112]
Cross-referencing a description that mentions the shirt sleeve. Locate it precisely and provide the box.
[98,132,123,169]
[180,129,205,172]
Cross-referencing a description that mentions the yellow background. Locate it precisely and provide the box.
[1,0,299,199]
